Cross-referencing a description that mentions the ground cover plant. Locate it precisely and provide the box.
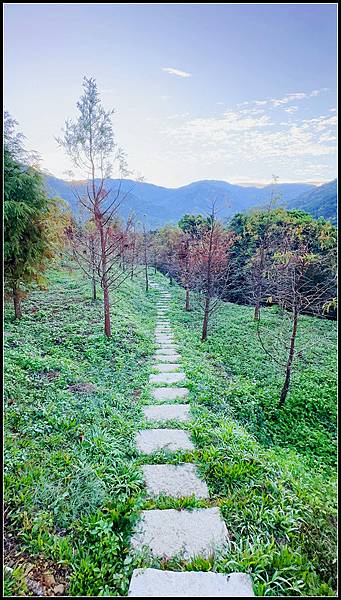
[4,268,337,596]
[4,265,157,596]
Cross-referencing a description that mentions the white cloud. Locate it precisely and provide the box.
[163,104,337,176]
[162,67,191,78]
[283,106,298,114]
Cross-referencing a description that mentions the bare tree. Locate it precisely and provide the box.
[57,76,137,336]
[191,203,235,341]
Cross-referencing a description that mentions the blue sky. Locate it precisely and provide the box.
[4,3,337,187]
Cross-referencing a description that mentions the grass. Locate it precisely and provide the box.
[4,266,337,596]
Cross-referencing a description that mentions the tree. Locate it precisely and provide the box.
[4,148,69,318]
[178,214,209,311]
[153,225,182,284]
[191,205,235,341]
[256,216,336,406]
[57,76,135,337]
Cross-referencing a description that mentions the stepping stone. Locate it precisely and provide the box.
[151,387,189,401]
[153,363,181,372]
[149,372,186,384]
[136,429,194,453]
[154,349,180,356]
[131,507,228,559]
[153,353,181,363]
[142,404,190,422]
[128,569,254,597]
[141,464,208,498]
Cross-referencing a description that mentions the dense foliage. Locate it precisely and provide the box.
[4,116,69,318]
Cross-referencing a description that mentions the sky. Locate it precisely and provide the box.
[4,3,337,187]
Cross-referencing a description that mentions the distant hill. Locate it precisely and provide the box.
[286,179,337,224]
[45,175,336,227]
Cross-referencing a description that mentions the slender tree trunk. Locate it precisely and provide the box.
[131,239,135,279]
[145,263,149,292]
[169,275,173,285]
[254,302,260,320]
[13,283,22,319]
[279,306,298,407]
[185,287,190,311]
[92,278,97,301]
[201,296,210,341]
[98,220,111,337]
[103,284,111,337]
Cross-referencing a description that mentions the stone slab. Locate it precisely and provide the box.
[149,372,186,384]
[141,463,208,498]
[153,363,181,372]
[154,349,181,357]
[136,429,194,454]
[142,404,190,422]
[153,353,181,363]
[131,507,228,559]
[128,569,254,597]
[151,387,189,401]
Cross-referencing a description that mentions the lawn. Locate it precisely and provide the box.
[4,266,337,596]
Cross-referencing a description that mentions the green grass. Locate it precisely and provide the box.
[4,267,337,596]
[4,265,157,596]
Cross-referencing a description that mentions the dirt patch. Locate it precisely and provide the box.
[5,532,69,596]
[67,382,96,394]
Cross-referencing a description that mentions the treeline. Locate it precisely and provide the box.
[148,207,336,405]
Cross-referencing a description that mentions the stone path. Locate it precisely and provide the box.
[128,281,254,597]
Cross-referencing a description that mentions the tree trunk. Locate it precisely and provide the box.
[201,296,210,341]
[98,220,111,337]
[145,264,149,292]
[254,303,260,320]
[13,284,22,319]
[103,283,111,337]
[185,287,190,311]
[279,306,298,407]
[92,277,97,301]
[169,275,173,285]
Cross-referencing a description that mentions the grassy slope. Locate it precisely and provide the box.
[4,266,157,596]
[4,267,337,596]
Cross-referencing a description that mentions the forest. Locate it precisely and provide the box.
[4,77,337,597]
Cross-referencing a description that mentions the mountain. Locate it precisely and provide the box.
[45,175,336,227]
[286,179,337,224]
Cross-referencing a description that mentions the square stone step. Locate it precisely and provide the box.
[154,349,181,357]
[136,429,194,454]
[151,387,189,401]
[141,463,208,498]
[131,507,228,559]
[150,372,186,385]
[128,569,254,597]
[153,363,181,372]
[153,353,182,363]
[142,404,190,422]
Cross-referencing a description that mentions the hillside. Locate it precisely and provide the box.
[45,175,319,227]
[4,267,336,596]
[287,179,337,224]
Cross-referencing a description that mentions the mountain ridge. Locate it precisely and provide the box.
[45,175,336,226]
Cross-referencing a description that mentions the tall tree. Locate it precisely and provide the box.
[256,216,336,406]
[191,205,235,341]
[57,76,134,337]
[4,148,68,318]
[178,214,209,311]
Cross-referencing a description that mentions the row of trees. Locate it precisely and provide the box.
[149,207,336,405]
[5,77,336,407]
